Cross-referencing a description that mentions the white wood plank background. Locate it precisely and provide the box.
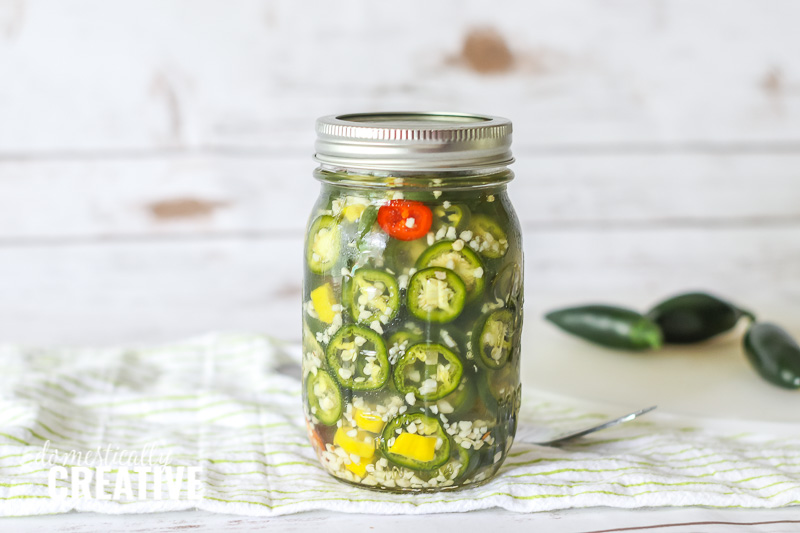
[2,0,800,151]
[0,1,799,529]
[1,153,799,240]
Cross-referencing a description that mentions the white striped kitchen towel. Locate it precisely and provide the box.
[0,333,798,516]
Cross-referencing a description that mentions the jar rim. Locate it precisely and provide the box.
[314,112,514,171]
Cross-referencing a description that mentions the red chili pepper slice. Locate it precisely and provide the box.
[377,200,433,241]
[306,420,326,456]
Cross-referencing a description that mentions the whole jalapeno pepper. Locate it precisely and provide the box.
[647,292,755,344]
[545,305,663,351]
[743,322,800,390]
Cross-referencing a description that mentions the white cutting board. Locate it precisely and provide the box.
[523,314,800,424]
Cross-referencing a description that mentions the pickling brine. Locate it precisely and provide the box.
[302,113,523,492]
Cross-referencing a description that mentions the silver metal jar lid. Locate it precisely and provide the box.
[314,112,513,171]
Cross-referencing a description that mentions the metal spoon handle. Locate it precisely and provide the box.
[533,405,658,447]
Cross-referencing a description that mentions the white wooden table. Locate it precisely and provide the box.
[1,1,799,530]
[3,508,800,533]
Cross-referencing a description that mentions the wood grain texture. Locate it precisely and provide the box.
[2,0,800,153]
[0,152,798,240]
[4,508,800,533]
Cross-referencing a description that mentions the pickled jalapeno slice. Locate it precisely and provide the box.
[475,309,515,369]
[385,238,428,273]
[347,269,400,324]
[326,325,390,391]
[394,343,463,401]
[433,444,471,482]
[381,413,450,471]
[388,329,424,364]
[417,241,485,302]
[388,330,423,348]
[303,322,325,362]
[433,203,469,231]
[407,267,467,323]
[493,263,522,306]
[306,369,343,425]
[435,373,477,417]
[467,214,508,258]
[478,363,517,412]
[307,215,341,274]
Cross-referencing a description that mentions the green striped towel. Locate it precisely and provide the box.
[0,333,798,516]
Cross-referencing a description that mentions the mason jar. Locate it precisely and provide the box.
[302,112,523,492]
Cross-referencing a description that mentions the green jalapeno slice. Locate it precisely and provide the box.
[467,214,508,258]
[475,309,515,369]
[326,325,390,391]
[478,362,517,412]
[347,269,400,325]
[380,413,450,471]
[493,263,523,307]
[407,267,467,323]
[306,215,341,274]
[387,330,424,364]
[388,330,423,348]
[394,343,463,401]
[435,373,478,417]
[302,322,325,360]
[306,369,343,425]
[433,203,469,231]
[417,241,485,302]
[431,444,471,482]
[385,238,429,273]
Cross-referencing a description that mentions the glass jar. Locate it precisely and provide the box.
[302,113,523,492]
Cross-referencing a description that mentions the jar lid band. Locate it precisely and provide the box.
[314,112,514,171]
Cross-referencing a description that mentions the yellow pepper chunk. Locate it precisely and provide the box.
[310,283,337,324]
[345,458,368,478]
[343,204,366,222]
[354,409,385,434]
[334,426,375,459]
[388,433,437,463]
